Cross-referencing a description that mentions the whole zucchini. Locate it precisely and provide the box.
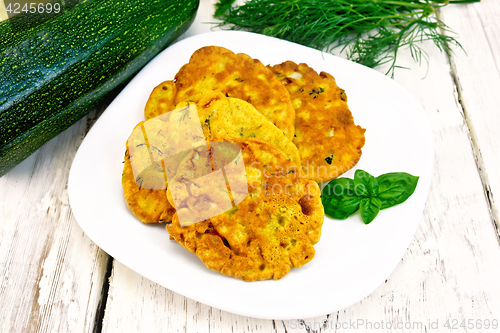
[0,0,199,177]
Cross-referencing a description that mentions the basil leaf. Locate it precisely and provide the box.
[354,169,379,197]
[322,196,361,220]
[321,177,357,200]
[321,178,361,220]
[378,184,405,199]
[338,197,362,217]
[376,172,419,209]
[360,197,382,224]
[322,170,419,224]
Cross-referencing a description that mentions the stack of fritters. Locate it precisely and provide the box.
[122,46,365,281]
[166,138,323,281]
[123,91,299,224]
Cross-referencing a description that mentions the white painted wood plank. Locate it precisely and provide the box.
[102,1,500,332]
[0,110,110,333]
[102,260,279,333]
[439,0,500,232]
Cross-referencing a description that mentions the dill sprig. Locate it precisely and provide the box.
[214,0,479,77]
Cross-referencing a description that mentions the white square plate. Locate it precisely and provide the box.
[68,31,433,320]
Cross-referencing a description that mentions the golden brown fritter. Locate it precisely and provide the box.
[123,92,300,223]
[144,46,296,140]
[166,138,324,282]
[122,146,175,224]
[144,81,177,121]
[268,61,366,183]
[176,91,300,165]
[165,141,244,226]
[122,102,208,224]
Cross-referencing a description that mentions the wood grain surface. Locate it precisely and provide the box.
[1,0,499,332]
[440,0,500,234]
[0,109,110,333]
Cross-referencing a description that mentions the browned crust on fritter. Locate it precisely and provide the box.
[166,138,324,281]
[122,148,175,224]
[268,61,366,183]
[127,90,301,225]
[175,91,301,165]
[144,81,177,121]
[145,46,296,140]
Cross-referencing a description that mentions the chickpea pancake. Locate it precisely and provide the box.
[144,46,296,140]
[123,92,300,223]
[144,80,176,121]
[122,105,207,224]
[177,91,300,165]
[166,138,324,282]
[268,61,366,183]
[122,143,176,224]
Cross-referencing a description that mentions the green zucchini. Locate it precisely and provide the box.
[0,0,199,177]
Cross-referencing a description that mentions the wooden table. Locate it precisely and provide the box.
[1,0,500,332]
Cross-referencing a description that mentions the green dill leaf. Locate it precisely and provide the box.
[214,0,478,77]
[214,0,237,17]
[325,152,334,164]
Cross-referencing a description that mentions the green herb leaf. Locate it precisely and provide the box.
[325,152,334,165]
[338,197,362,216]
[214,0,237,17]
[321,177,356,200]
[377,172,419,209]
[378,185,405,199]
[321,169,419,224]
[214,0,477,77]
[322,196,361,220]
[353,169,379,197]
[360,197,382,224]
[321,178,361,219]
